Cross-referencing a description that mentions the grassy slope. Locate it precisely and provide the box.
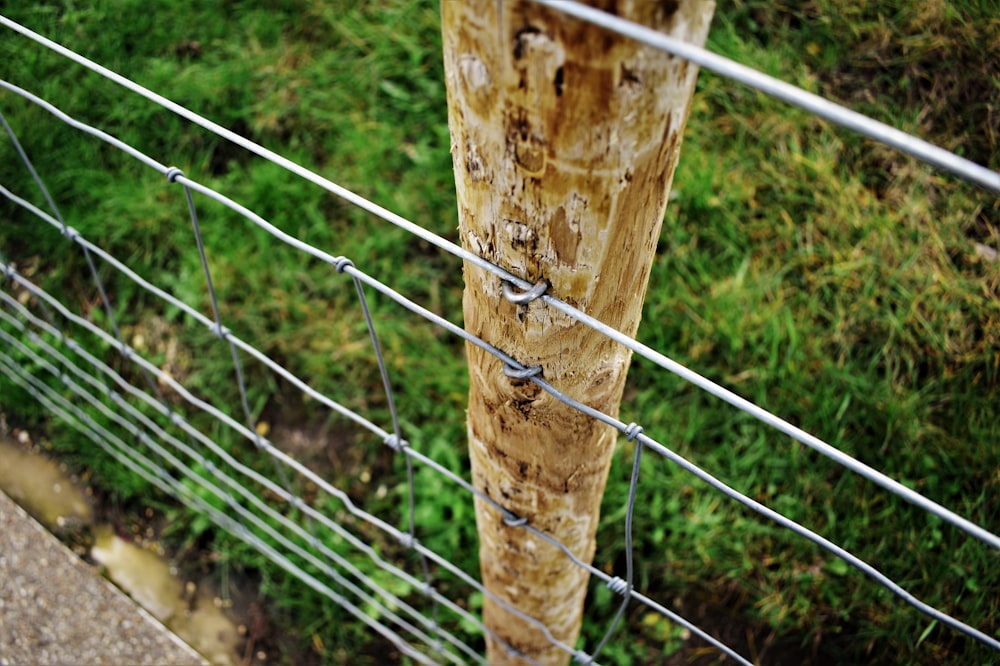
[617,2,999,662]
[1,1,998,664]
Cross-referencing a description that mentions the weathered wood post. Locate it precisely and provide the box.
[441,2,715,663]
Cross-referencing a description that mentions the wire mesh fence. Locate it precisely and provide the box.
[2,3,999,664]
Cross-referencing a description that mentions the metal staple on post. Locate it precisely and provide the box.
[500,279,548,305]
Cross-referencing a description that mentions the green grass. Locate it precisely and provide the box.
[2,1,999,664]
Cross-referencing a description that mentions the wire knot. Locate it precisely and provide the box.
[624,423,644,442]
[573,650,594,665]
[334,257,354,273]
[501,279,548,305]
[208,322,229,340]
[398,533,416,549]
[384,434,409,452]
[503,363,542,380]
[165,166,184,183]
[60,226,81,242]
[606,576,630,596]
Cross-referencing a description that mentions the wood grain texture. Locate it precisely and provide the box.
[442,2,714,663]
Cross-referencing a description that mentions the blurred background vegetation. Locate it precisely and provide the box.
[1,1,998,664]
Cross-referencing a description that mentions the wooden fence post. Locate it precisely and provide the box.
[441,2,715,663]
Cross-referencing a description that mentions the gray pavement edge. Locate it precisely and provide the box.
[0,488,208,666]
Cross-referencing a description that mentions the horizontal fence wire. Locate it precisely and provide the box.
[532,0,1000,196]
[0,99,747,664]
[2,3,999,664]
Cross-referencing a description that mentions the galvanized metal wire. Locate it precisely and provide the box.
[2,6,999,665]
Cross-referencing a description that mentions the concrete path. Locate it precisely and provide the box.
[0,489,207,666]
